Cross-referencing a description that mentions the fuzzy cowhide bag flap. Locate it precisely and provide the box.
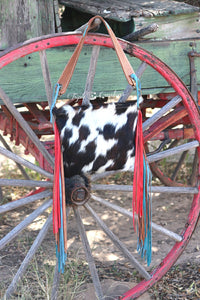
[53,101,138,177]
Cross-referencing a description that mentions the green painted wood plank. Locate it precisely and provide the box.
[0,39,199,104]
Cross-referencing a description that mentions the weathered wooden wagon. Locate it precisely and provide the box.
[0,0,200,299]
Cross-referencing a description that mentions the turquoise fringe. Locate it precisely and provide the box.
[137,155,152,266]
[56,175,67,273]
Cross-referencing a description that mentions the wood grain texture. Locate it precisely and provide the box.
[59,0,199,21]
[0,0,55,49]
[135,12,200,40]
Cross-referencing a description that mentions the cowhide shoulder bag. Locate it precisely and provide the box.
[51,16,152,271]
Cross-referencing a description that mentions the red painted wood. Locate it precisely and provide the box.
[150,127,195,141]
[0,108,53,173]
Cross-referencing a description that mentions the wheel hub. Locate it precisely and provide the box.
[65,174,90,206]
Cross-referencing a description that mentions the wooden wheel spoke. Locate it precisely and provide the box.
[39,50,53,107]
[92,194,133,217]
[136,61,148,78]
[142,95,182,132]
[0,189,52,214]
[4,213,52,299]
[51,261,60,300]
[91,170,118,181]
[190,149,199,185]
[73,206,104,300]
[0,178,53,188]
[0,145,54,180]
[84,203,151,280]
[92,183,132,192]
[82,45,100,105]
[91,195,182,242]
[0,86,54,166]
[92,184,198,194]
[118,61,148,103]
[0,199,52,250]
[151,186,198,194]
[51,207,71,299]
[147,140,199,163]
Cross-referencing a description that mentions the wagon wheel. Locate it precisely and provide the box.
[0,33,199,300]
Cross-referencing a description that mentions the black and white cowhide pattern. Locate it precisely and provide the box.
[53,102,138,178]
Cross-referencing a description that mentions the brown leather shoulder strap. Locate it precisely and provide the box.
[58,15,135,96]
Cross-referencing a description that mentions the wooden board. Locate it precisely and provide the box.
[0,38,199,104]
[0,0,57,50]
[135,12,200,40]
[59,0,199,21]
